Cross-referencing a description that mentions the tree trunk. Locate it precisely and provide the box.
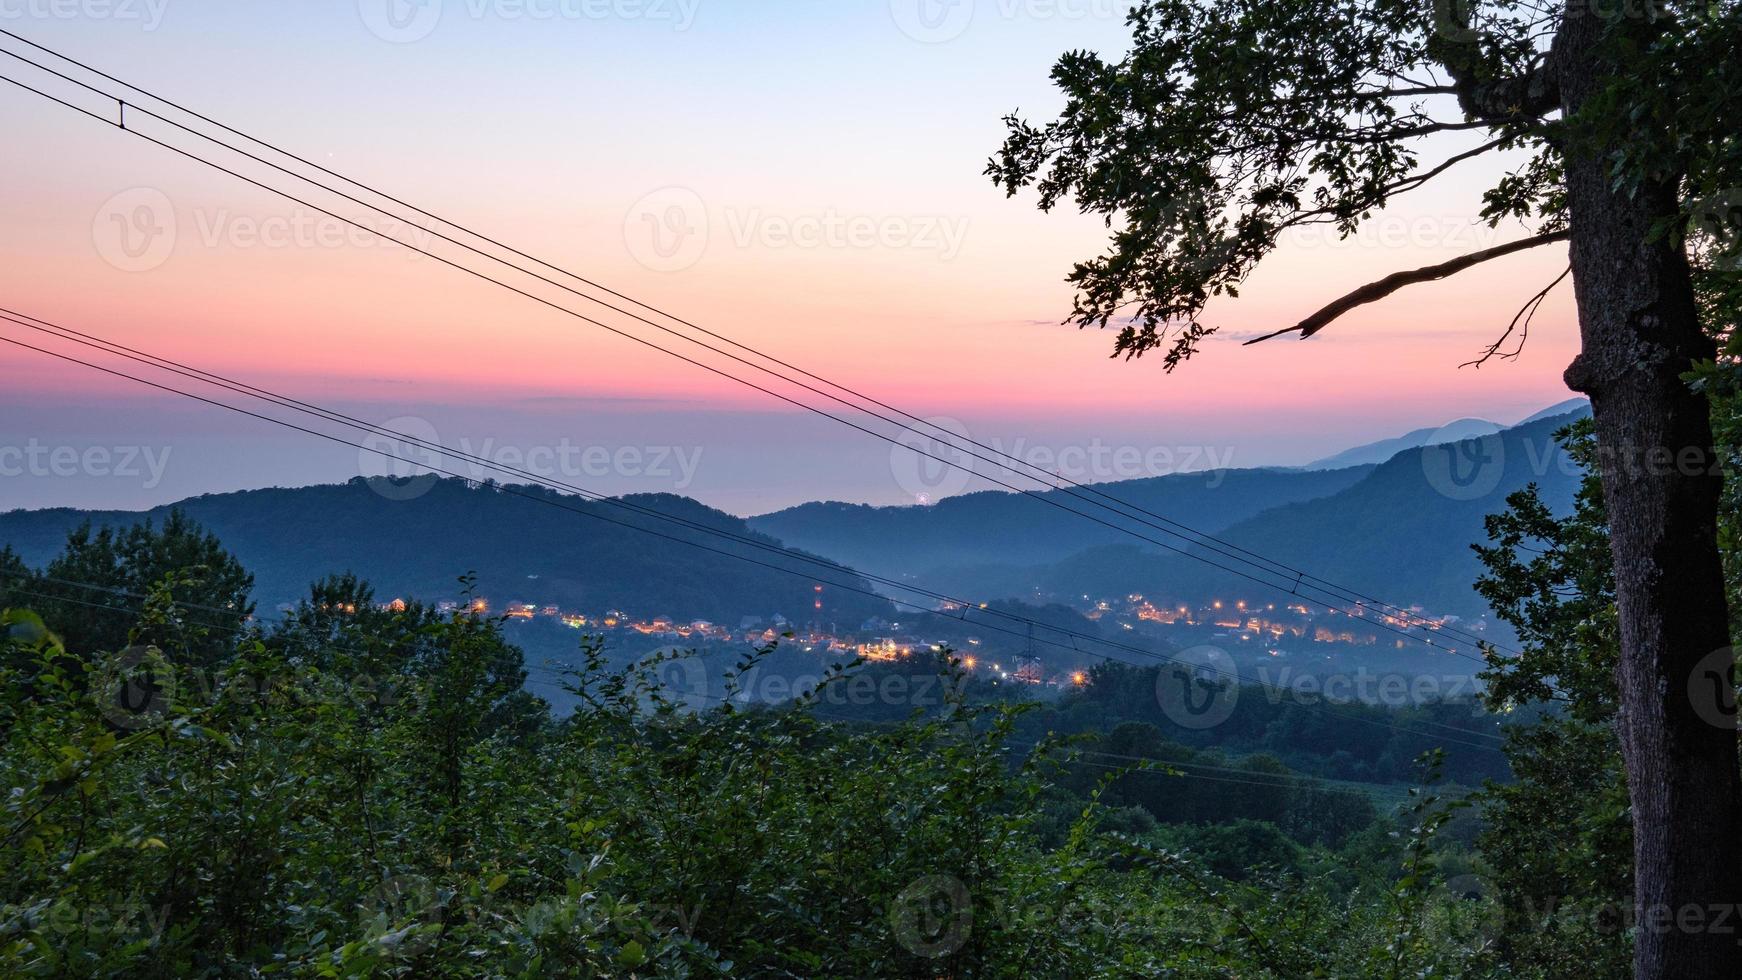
[1557,11,1742,979]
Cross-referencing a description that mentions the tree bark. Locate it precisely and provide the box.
[1557,11,1742,980]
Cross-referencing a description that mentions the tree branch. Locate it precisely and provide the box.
[1428,0,1560,123]
[1286,137,1511,229]
[1462,264,1572,367]
[1242,229,1570,345]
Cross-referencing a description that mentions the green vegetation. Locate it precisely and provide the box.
[2,519,1511,977]
[7,371,1739,976]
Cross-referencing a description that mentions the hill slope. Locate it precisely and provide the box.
[0,477,891,623]
[749,466,1375,578]
[1303,417,1503,470]
[954,410,1589,622]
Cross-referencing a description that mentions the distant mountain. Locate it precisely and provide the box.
[0,477,891,624]
[1,404,1595,639]
[1516,397,1590,426]
[1301,399,1591,471]
[1303,417,1503,471]
[963,409,1589,623]
[749,466,1374,580]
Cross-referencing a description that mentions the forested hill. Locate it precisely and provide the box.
[749,465,1375,576]
[1301,417,1502,470]
[0,477,891,623]
[938,409,1591,622]
[1204,409,1589,617]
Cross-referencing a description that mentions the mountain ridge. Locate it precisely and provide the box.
[0,477,890,624]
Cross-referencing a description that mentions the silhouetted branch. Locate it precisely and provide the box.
[1243,230,1570,345]
[1463,264,1572,367]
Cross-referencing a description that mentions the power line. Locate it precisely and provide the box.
[17,306,1453,688]
[0,311,1505,711]
[0,337,1506,758]
[0,32,1508,657]
[0,27,1446,630]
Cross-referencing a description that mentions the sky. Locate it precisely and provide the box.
[0,0,1582,515]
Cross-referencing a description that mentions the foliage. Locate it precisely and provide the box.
[1470,381,1742,976]
[988,0,1739,366]
[13,512,254,670]
[1031,661,1509,787]
[0,591,1508,978]
[1472,420,1617,722]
